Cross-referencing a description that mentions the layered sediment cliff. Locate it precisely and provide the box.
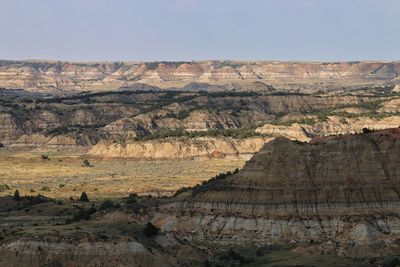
[0,60,399,91]
[256,115,400,142]
[154,129,400,257]
[88,137,271,160]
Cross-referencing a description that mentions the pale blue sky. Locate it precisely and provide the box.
[0,0,399,61]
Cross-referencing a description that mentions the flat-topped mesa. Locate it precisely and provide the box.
[0,60,399,91]
[154,128,400,257]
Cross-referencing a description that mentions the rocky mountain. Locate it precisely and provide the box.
[0,60,399,92]
[153,128,400,258]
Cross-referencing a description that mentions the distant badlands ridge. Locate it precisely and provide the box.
[0,60,399,92]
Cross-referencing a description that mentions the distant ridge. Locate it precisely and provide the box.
[0,60,399,92]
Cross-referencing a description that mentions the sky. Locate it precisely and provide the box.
[0,0,399,62]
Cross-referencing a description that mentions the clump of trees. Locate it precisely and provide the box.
[134,128,271,141]
[174,168,240,196]
[65,205,97,224]
[100,199,120,210]
[126,193,138,204]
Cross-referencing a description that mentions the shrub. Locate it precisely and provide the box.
[79,192,89,202]
[143,222,159,237]
[13,190,21,201]
[227,248,253,264]
[0,184,10,192]
[173,186,190,197]
[41,155,50,160]
[126,193,138,204]
[255,248,264,257]
[40,186,51,192]
[362,127,373,134]
[83,159,91,167]
[66,206,97,224]
[100,199,117,209]
[176,109,190,119]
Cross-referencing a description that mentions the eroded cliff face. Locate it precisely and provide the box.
[0,60,399,91]
[88,137,271,160]
[153,129,400,257]
[256,115,400,142]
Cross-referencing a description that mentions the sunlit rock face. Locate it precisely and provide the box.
[0,60,399,91]
[154,128,400,258]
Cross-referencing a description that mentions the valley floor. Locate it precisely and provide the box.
[0,147,244,199]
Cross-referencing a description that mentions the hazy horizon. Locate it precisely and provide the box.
[1,0,399,62]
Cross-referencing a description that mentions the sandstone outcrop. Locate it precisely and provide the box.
[88,137,271,160]
[256,115,400,142]
[153,129,400,257]
[392,84,400,92]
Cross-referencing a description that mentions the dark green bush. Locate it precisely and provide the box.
[13,190,21,201]
[143,222,159,237]
[66,206,97,224]
[83,159,91,167]
[79,192,89,202]
[363,127,373,134]
[126,193,138,204]
[100,199,118,209]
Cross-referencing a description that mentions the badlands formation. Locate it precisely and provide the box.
[154,128,400,259]
[0,60,399,91]
[1,60,400,266]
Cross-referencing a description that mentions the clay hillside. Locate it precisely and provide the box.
[154,128,400,258]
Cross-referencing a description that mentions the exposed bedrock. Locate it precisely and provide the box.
[153,128,400,257]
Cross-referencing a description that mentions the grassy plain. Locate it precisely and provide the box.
[0,147,244,200]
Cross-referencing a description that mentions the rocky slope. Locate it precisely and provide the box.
[89,114,400,160]
[256,115,400,142]
[0,240,167,267]
[153,129,400,258]
[1,88,377,145]
[88,136,271,160]
[0,60,399,92]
